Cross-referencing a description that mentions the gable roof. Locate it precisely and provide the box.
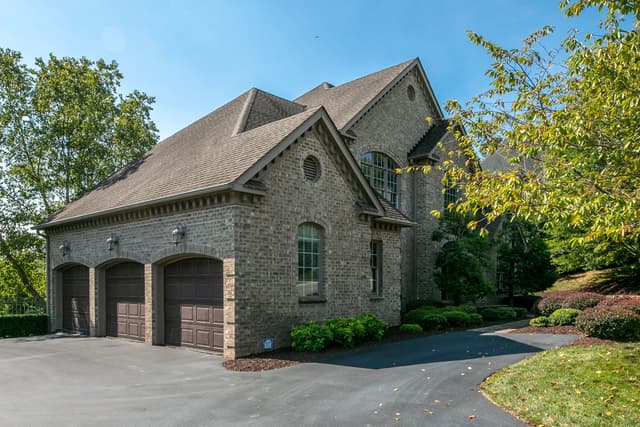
[409,119,450,161]
[295,58,443,131]
[39,89,386,228]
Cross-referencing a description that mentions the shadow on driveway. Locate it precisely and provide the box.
[317,331,543,369]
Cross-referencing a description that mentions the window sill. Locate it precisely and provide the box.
[298,296,327,304]
[369,295,384,301]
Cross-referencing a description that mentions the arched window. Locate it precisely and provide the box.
[360,152,399,207]
[297,223,322,297]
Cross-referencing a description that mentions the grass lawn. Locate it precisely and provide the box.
[482,343,640,427]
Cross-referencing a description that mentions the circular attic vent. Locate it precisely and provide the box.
[407,84,416,101]
[303,156,321,182]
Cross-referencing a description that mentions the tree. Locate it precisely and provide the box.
[0,48,159,301]
[438,1,640,266]
[432,212,493,304]
[496,219,557,303]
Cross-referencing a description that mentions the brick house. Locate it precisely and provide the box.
[38,58,460,358]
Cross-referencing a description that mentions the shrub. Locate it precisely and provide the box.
[480,307,517,321]
[575,307,640,341]
[326,317,366,348]
[597,295,640,314]
[444,304,477,314]
[513,307,529,318]
[290,322,333,352]
[358,313,386,341]
[529,316,550,327]
[419,313,449,330]
[467,312,484,325]
[405,299,446,311]
[442,311,470,327]
[403,308,433,324]
[537,294,566,316]
[548,308,582,326]
[0,314,48,337]
[399,323,423,333]
[562,292,604,310]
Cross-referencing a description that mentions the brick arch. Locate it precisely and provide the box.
[356,147,406,168]
[94,250,148,269]
[51,256,91,271]
[150,243,224,265]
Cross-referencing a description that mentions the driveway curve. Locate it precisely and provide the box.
[0,326,578,427]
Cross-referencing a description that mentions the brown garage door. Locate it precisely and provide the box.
[62,265,89,334]
[165,258,223,352]
[106,262,145,341]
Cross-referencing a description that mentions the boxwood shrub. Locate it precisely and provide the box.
[548,308,582,326]
[399,323,423,333]
[529,316,550,327]
[442,311,470,327]
[290,322,333,352]
[575,307,640,341]
[0,314,48,338]
[467,312,484,326]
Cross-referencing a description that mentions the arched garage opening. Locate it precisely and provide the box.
[164,257,223,352]
[61,265,90,335]
[105,262,145,341]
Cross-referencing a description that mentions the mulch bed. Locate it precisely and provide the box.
[508,325,579,335]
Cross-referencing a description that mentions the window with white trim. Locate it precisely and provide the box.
[370,240,382,296]
[297,223,322,297]
[360,152,399,207]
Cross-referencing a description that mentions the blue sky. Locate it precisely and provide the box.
[0,1,602,139]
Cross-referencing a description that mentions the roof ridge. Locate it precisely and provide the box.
[330,58,415,91]
[232,87,258,136]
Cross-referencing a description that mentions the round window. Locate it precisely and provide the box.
[303,156,320,182]
[407,84,416,101]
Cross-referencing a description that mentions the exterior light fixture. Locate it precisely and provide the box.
[59,241,70,256]
[107,234,119,251]
[171,224,187,244]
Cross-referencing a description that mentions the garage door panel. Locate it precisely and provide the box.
[62,266,90,335]
[106,262,144,341]
[165,258,223,352]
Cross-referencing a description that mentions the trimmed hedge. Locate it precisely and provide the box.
[399,323,423,333]
[358,313,386,341]
[442,311,470,327]
[548,308,582,326]
[326,317,365,348]
[405,299,446,311]
[290,322,333,352]
[529,316,550,327]
[0,314,48,338]
[468,313,484,325]
[479,307,518,321]
[575,306,640,341]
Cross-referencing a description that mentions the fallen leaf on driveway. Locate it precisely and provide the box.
[469,415,476,420]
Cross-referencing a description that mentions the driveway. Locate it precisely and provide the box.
[0,325,578,427]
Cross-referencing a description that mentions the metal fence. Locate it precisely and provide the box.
[0,298,46,315]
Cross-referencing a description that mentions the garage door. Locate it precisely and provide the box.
[106,262,145,341]
[62,265,89,334]
[165,258,223,352]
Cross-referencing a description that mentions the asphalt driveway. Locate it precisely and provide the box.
[0,325,578,427]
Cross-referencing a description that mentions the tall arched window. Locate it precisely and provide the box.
[297,223,322,297]
[360,152,399,207]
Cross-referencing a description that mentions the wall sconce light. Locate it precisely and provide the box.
[171,224,187,245]
[59,241,70,256]
[107,234,119,251]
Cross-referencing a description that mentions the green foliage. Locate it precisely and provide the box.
[399,323,423,333]
[432,212,493,304]
[419,313,449,330]
[290,322,333,352]
[357,313,386,341]
[405,299,446,311]
[0,313,48,337]
[513,307,529,318]
[496,220,557,297]
[437,0,640,270]
[548,308,582,326]
[575,307,640,340]
[467,312,484,325]
[480,307,518,321]
[442,310,471,327]
[326,317,365,348]
[0,48,158,300]
[529,316,550,327]
[443,304,477,314]
[500,295,540,311]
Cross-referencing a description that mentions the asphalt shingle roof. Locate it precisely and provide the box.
[295,59,416,130]
[409,119,450,160]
